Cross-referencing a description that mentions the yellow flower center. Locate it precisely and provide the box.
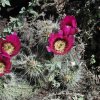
[3,43,15,55]
[0,62,5,73]
[54,40,66,53]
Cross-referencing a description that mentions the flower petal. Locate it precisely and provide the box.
[60,15,78,35]
[46,30,75,55]
[0,54,11,77]
[1,32,21,57]
[46,46,52,52]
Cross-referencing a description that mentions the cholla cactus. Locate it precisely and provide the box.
[61,62,86,90]
[59,42,86,90]
[0,73,33,100]
[24,56,45,78]
[35,20,59,37]
[12,54,45,78]
[34,20,59,43]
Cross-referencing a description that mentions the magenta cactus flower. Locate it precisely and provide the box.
[60,15,78,35]
[0,32,21,57]
[0,54,11,76]
[46,30,74,55]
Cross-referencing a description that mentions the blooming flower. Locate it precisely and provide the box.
[60,15,78,35]
[0,32,21,57]
[0,54,11,76]
[46,30,74,55]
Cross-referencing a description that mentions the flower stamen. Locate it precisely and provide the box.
[0,62,5,73]
[3,43,15,55]
[54,40,66,53]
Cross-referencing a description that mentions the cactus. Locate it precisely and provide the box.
[0,73,33,100]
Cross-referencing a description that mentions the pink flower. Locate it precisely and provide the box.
[0,32,21,57]
[60,15,78,35]
[46,30,74,55]
[0,54,11,76]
